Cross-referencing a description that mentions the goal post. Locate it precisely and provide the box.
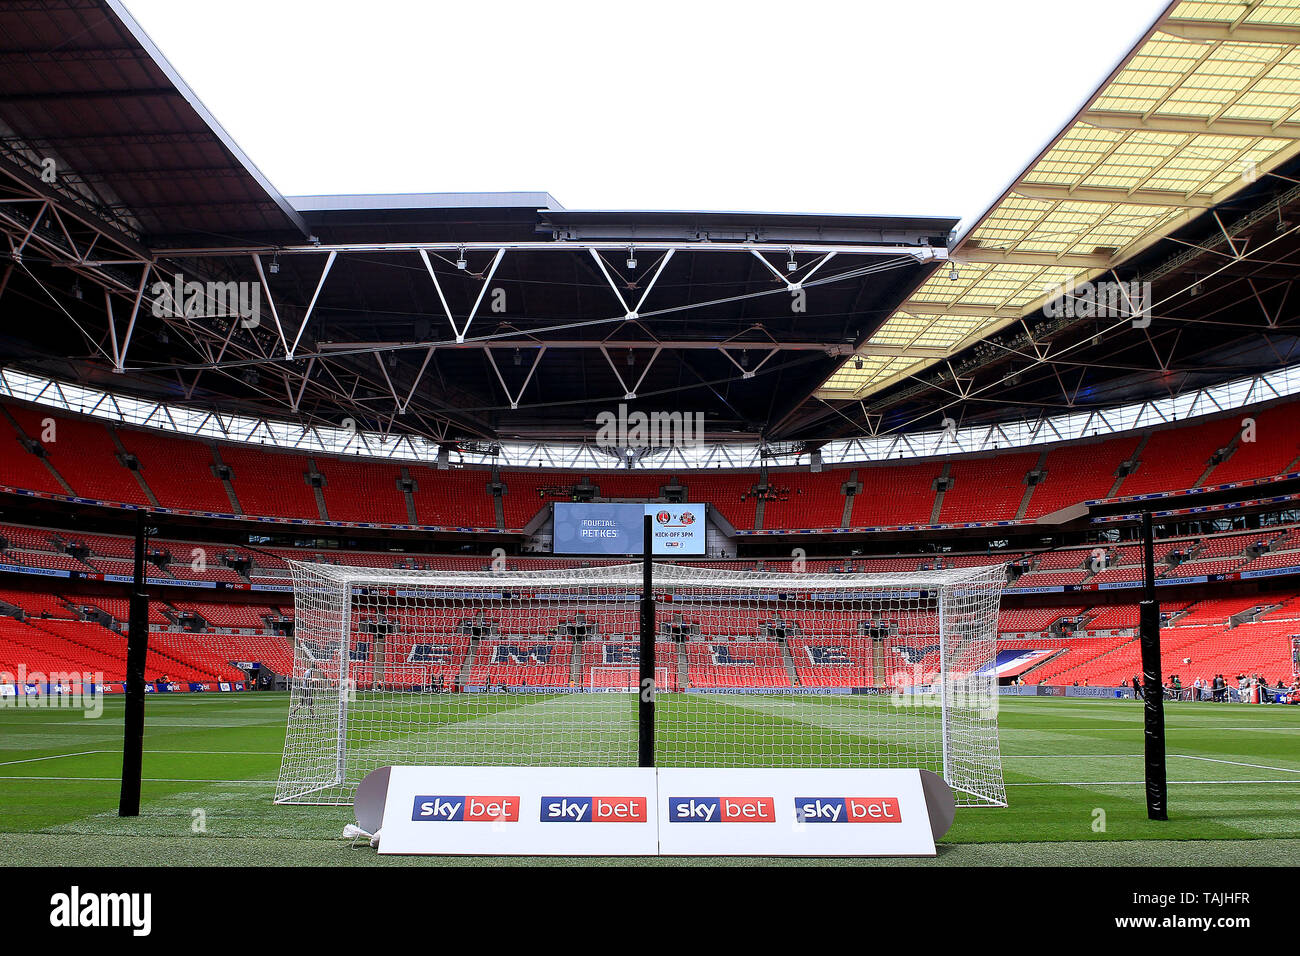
[275,561,1007,807]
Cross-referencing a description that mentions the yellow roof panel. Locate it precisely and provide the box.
[817,0,1300,401]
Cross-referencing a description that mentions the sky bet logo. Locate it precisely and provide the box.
[411,794,520,822]
[540,796,648,822]
[795,797,902,823]
[668,796,776,822]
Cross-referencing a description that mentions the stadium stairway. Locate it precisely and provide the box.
[752,468,766,530]
[210,444,244,514]
[399,466,419,523]
[779,639,799,686]
[107,425,161,508]
[840,472,859,528]
[930,464,948,525]
[1107,434,1148,498]
[492,470,506,531]
[307,457,329,521]
[1015,451,1046,520]
[457,639,478,687]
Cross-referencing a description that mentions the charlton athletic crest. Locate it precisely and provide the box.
[656,510,671,524]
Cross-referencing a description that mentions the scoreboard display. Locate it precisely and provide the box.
[552,503,706,556]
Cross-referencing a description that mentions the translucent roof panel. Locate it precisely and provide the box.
[819,0,1300,401]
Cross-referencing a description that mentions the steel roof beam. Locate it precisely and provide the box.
[312,339,853,352]
[896,301,1023,318]
[1010,183,1217,208]
[1081,108,1300,140]
[157,240,946,259]
[955,248,1117,269]
[1158,19,1300,44]
[287,249,336,359]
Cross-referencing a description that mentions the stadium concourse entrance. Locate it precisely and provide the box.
[273,529,1008,808]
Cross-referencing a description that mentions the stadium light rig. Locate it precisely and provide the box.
[456,248,468,270]
[626,246,637,270]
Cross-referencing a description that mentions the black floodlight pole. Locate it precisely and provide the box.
[1138,509,1168,821]
[119,510,152,817]
[638,513,656,768]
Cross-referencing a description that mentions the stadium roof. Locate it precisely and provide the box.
[818,0,1300,402]
[289,193,565,213]
[0,2,955,448]
[0,0,307,247]
[5,0,1300,458]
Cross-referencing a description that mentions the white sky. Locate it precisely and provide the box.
[123,0,1173,230]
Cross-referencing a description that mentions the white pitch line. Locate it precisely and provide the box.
[0,721,119,726]
[0,750,105,767]
[1174,754,1300,774]
[1000,724,1300,731]
[1203,727,1300,731]
[1021,726,1149,733]
[0,749,281,768]
[141,749,281,755]
[1005,754,1300,766]
[0,776,275,784]
[1005,781,1277,787]
[1006,754,1140,759]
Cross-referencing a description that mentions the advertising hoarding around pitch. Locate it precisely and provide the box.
[377,766,937,856]
[379,766,659,855]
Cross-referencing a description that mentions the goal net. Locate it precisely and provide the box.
[275,561,1006,807]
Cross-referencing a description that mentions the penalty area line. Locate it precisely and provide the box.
[141,749,283,755]
[0,750,106,767]
[0,775,276,784]
[1004,754,1140,759]
[0,748,282,767]
[1172,754,1300,774]
[1007,779,1300,787]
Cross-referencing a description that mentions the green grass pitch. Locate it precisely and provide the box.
[0,692,1297,866]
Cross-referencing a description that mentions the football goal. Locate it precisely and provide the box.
[274,561,1006,807]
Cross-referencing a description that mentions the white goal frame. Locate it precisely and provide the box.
[274,561,1006,807]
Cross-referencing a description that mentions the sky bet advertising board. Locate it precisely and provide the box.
[377,766,936,856]
[553,502,706,556]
